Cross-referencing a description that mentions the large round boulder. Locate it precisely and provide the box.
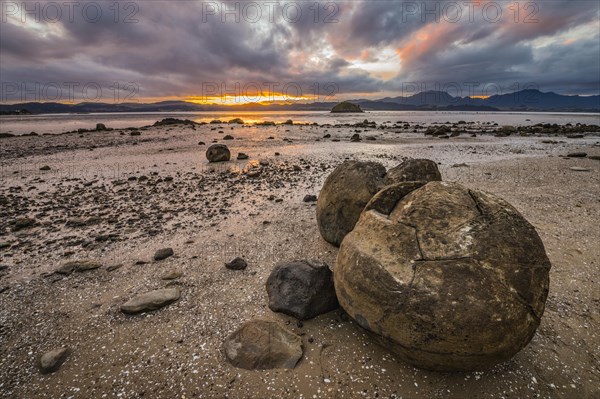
[334,181,551,371]
[316,160,442,247]
[316,161,388,246]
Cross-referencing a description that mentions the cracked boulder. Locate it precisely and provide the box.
[316,159,442,247]
[334,181,551,371]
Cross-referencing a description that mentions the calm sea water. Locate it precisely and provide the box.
[1,110,599,135]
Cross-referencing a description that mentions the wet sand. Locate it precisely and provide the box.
[0,121,599,398]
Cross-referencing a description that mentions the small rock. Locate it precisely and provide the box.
[38,348,70,374]
[569,167,591,172]
[39,165,51,171]
[162,271,183,280]
[266,260,339,320]
[225,257,247,270]
[237,153,249,160]
[206,144,231,162]
[223,135,234,140]
[121,288,181,314]
[350,133,361,142]
[303,195,317,202]
[13,217,35,231]
[153,248,174,261]
[106,264,123,272]
[566,152,587,158]
[96,123,107,131]
[223,320,303,370]
[56,260,102,275]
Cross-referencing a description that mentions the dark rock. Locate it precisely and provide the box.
[229,118,244,124]
[303,195,317,202]
[206,144,231,162]
[237,153,249,160]
[266,260,339,320]
[566,152,587,158]
[38,348,70,374]
[223,135,234,140]
[39,165,51,171]
[96,123,107,131]
[121,288,181,314]
[223,319,303,370]
[350,133,361,142]
[335,181,551,371]
[225,257,247,270]
[283,119,294,125]
[153,248,174,261]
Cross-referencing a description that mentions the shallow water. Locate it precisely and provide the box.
[1,110,599,135]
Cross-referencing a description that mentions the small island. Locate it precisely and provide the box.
[331,101,364,113]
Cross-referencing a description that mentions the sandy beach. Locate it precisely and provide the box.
[0,120,599,398]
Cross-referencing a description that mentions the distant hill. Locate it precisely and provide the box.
[1,90,598,114]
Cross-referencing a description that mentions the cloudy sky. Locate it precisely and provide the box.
[1,0,599,103]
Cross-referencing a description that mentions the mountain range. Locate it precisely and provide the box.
[1,90,598,114]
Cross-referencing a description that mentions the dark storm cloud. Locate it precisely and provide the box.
[0,0,598,102]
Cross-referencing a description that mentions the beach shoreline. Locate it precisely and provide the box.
[0,120,599,398]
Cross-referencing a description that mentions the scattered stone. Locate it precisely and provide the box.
[121,288,181,314]
[569,167,591,172]
[162,271,183,280]
[303,194,317,202]
[316,161,388,246]
[56,260,102,275]
[38,348,70,374]
[350,133,361,142]
[106,264,123,272]
[223,320,303,370]
[237,152,249,160]
[39,165,51,171]
[223,135,234,140]
[96,123,107,131]
[153,248,174,261]
[589,155,600,160]
[225,257,247,270]
[229,118,244,124]
[566,152,587,158]
[266,260,339,320]
[206,144,231,162]
[0,242,11,250]
[452,163,469,168]
[335,181,551,371]
[283,119,294,125]
[566,134,584,139]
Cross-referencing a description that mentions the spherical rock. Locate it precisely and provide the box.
[334,181,551,371]
[206,144,231,162]
[316,161,388,246]
[387,159,442,183]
